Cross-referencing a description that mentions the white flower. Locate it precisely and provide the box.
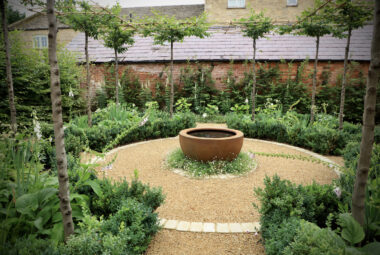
[69,89,74,98]
[33,119,42,140]
[202,113,208,118]
[245,98,248,104]
[334,187,342,198]
[49,137,53,143]
[139,117,148,127]
[101,164,113,171]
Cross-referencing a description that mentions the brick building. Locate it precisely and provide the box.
[205,0,314,24]
[66,25,371,93]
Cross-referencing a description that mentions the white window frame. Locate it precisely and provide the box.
[287,0,298,7]
[228,0,246,8]
[33,35,48,49]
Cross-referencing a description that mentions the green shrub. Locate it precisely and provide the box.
[227,112,360,155]
[105,112,196,151]
[283,220,345,255]
[60,232,102,255]
[1,236,58,255]
[64,125,89,158]
[0,32,84,128]
[254,175,340,240]
[296,125,345,155]
[338,142,380,194]
[100,199,159,253]
[264,217,301,255]
[91,177,165,218]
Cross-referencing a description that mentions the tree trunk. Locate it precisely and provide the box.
[338,28,352,130]
[85,32,92,127]
[114,49,119,105]
[251,38,257,121]
[352,1,379,226]
[1,0,17,133]
[310,36,320,124]
[170,40,174,117]
[47,0,74,241]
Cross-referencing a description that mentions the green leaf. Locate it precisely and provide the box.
[52,211,62,223]
[344,247,365,255]
[15,193,38,215]
[361,242,380,255]
[51,222,64,245]
[37,206,53,226]
[339,213,365,245]
[34,217,44,231]
[84,180,103,197]
[37,187,58,205]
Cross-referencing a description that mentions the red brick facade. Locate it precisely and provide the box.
[87,61,370,93]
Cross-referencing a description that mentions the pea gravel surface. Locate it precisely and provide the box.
[97,123,339,223]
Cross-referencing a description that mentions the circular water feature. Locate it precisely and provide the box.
[179,127,244,162]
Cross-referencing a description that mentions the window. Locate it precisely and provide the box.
[228,0,245,8]
[287,0,298,6]
[33,35,48,49]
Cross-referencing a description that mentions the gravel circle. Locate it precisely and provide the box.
[97,133,339,223]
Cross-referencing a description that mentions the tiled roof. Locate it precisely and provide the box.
[66,25,372,63]
[120,5,204,19]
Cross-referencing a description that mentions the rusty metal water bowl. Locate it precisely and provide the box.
[179,127,244,162]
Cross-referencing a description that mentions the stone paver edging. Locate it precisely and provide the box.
[159,218,261,233]
[89,136,342,233]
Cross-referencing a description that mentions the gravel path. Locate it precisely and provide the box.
[145,230,265,255]
[94,123,341,254]
[101,138,338,223]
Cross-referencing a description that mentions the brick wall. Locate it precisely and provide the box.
[87,61,369,94]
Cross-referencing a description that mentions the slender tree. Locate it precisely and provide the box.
[326,0,372,129]
[47,0,74,240]
[142,13,209,117]
[238,11,273,121]
[101,4,135,104]
[1,0,17,133]
[352,0,379,226]
[290,1,333,123]
[62,1,104,127]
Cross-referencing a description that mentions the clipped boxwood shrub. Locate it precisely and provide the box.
[264,217,301,255]
[91,177,165,218]
[337,142,380,202]
[64,124,89,158]
[254,175,340,240]
[226,113,361,155]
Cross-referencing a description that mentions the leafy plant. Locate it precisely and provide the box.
[175,97,192,113]
[166,149,256,177]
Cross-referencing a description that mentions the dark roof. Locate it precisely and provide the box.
[120,5,204,19]
[9,4,203,31]
[66,25,372,63]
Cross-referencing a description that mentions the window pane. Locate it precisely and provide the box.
[287,0,298,6]
[228,0,245,8]
[41,36,47,48]
[33,37,40,48]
